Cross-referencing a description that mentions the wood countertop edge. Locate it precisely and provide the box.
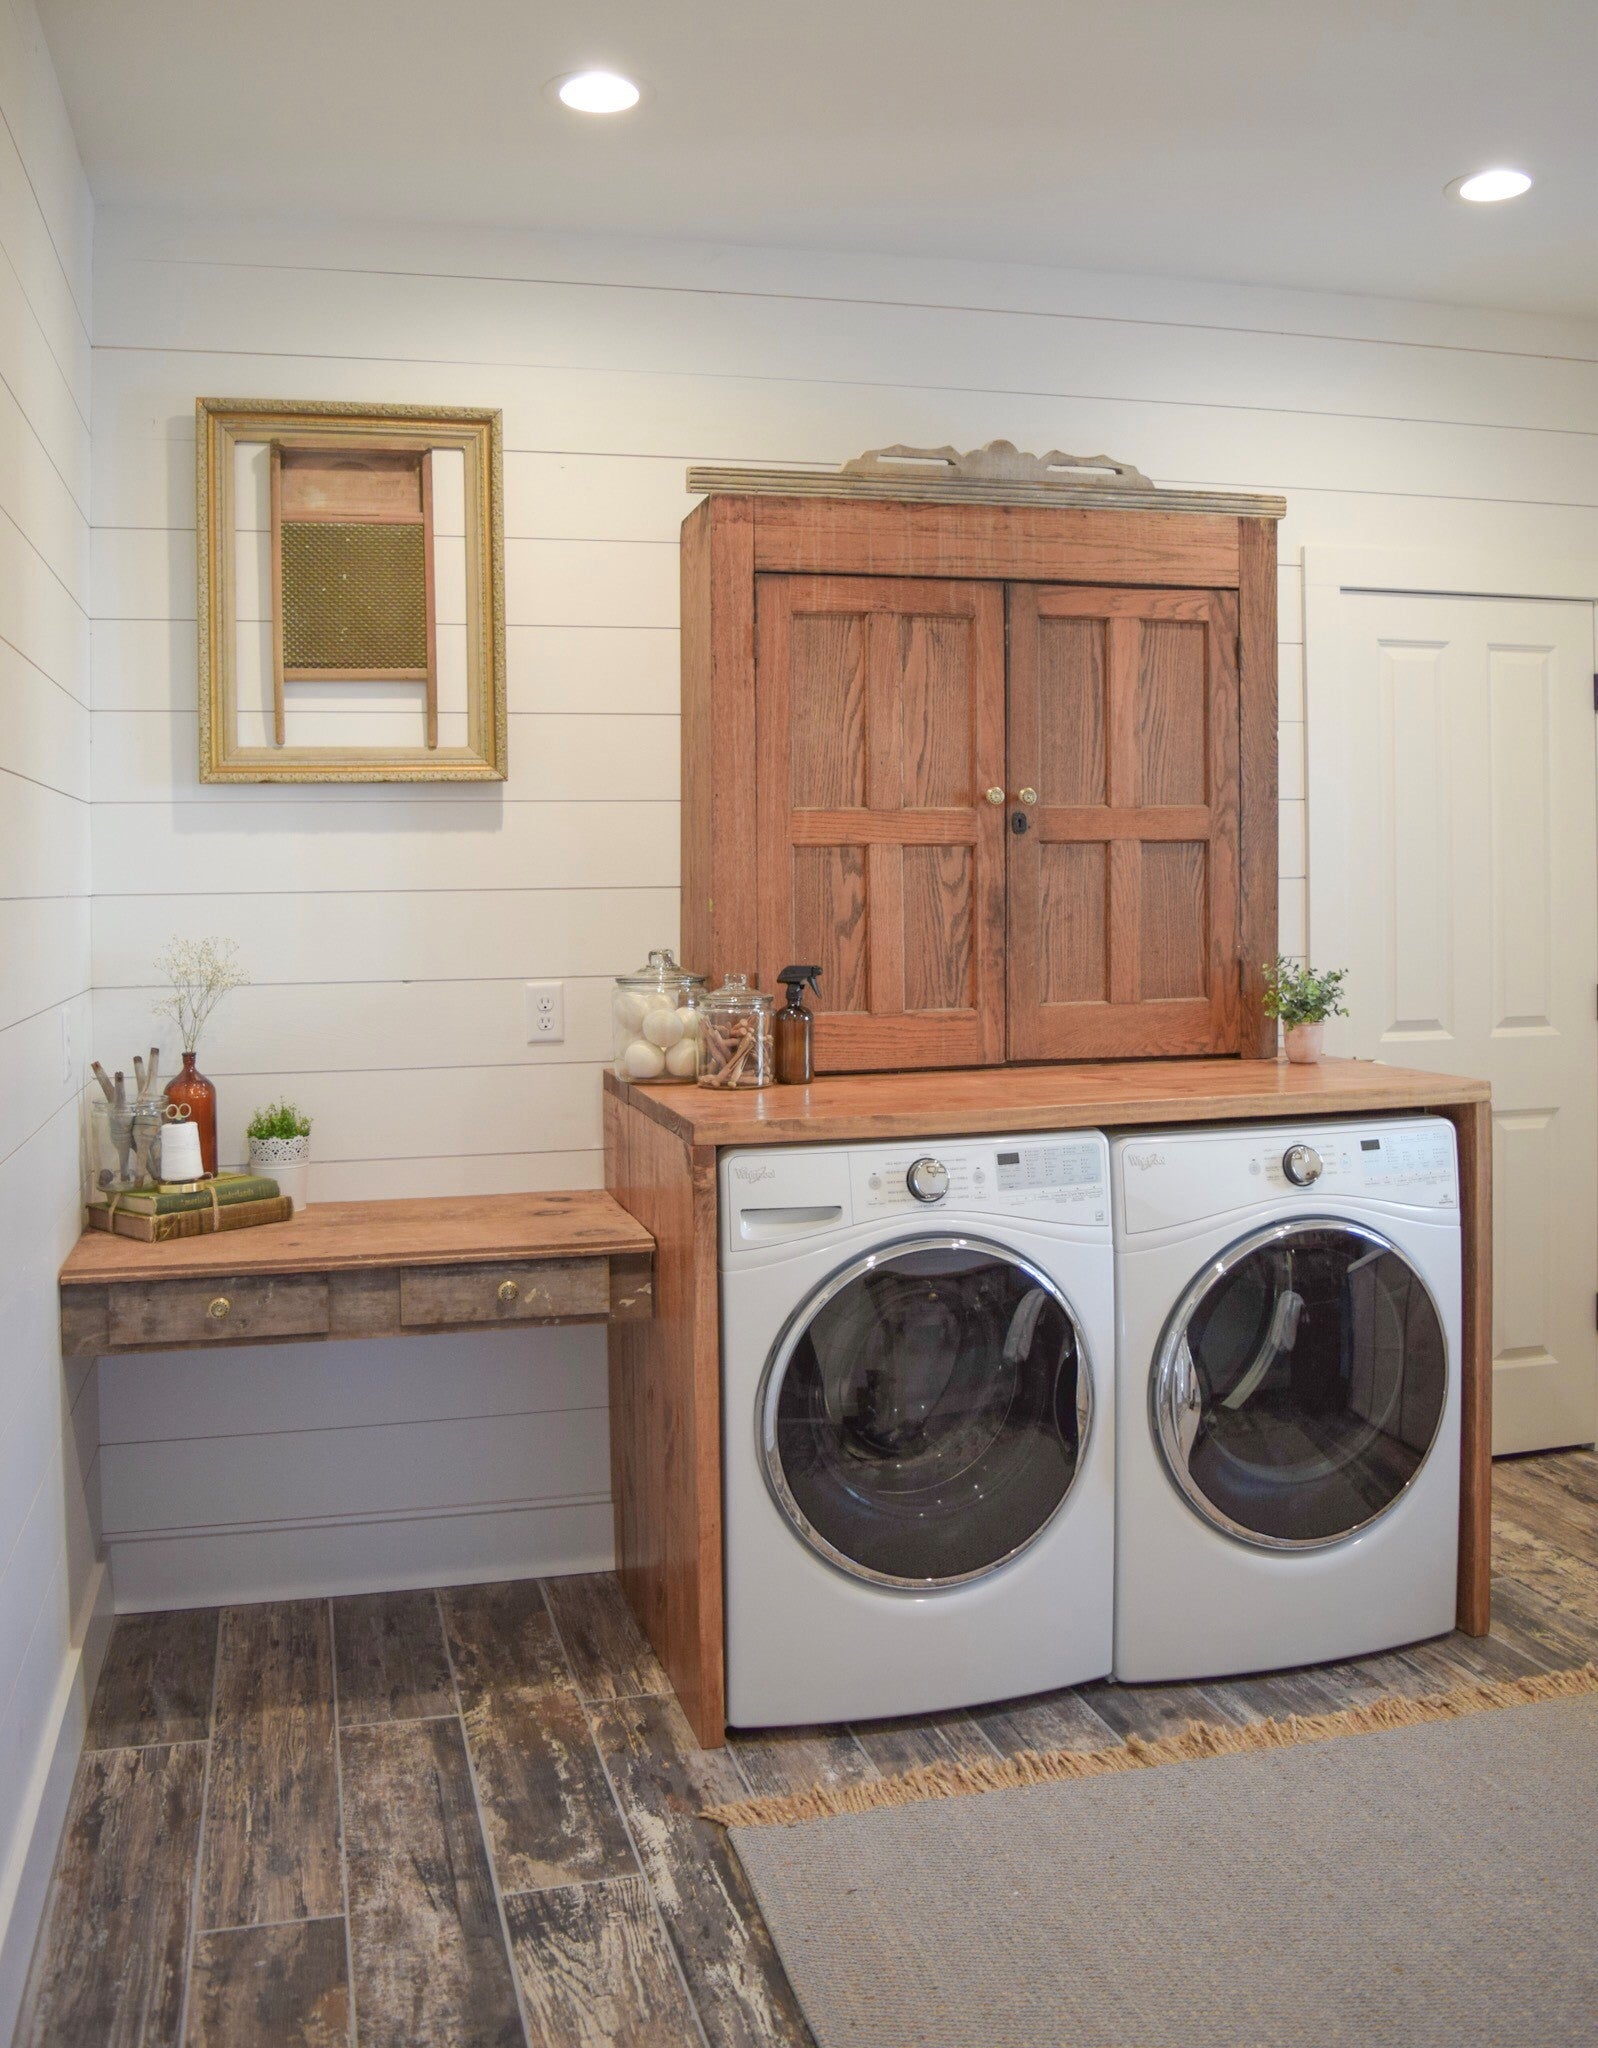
[59,1189,653,1287]
[603,1059,1491,1147]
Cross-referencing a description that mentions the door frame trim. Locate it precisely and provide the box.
[1302,544,1598,1057]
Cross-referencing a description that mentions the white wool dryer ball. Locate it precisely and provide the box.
[614,989,649,1030]
[676,1007,701,1037]
[621,1038,666,1079]
[665,1038,699,1077]
[642,1007,685,1049]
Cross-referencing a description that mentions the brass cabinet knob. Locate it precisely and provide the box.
[207,1296,231,1321]
[497,1279,520,1303]
[984,786,1005,805]
[1018,787,1038,806]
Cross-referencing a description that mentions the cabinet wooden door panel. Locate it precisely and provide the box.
[756,575,1006,1070]
[1007,584,1241,1059]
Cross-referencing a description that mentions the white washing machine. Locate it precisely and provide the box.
[720,1132,1115,1727]
[1112,1117,1462,1682]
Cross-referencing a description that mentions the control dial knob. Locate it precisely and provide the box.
[1282,1143,1323,1187]
[906,1156,950,1203]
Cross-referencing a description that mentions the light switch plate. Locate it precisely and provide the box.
[525,981,564,1043]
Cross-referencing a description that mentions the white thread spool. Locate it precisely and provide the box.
[160,1120,204,1182]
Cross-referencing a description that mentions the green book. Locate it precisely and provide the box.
[90,1171,281,1217]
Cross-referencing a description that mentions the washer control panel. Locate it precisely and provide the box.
[855,1134,1108,1221]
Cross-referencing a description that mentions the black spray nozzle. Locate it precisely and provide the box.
[777,963,821,1000]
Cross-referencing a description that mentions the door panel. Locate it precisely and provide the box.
[1315,591,1598,1453]
[1007,584,1242,1060]
[756,575,1006,1070]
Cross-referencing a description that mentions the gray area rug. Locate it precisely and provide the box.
[730,1692,1598,2048]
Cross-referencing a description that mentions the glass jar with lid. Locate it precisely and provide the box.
[612,948,706,1083]
[698,972,774,1088]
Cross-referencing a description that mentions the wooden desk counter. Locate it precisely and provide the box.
[60,1190,654,1356]
[603,1057,1493,1744]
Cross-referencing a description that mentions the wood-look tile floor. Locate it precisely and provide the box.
[18,1447,1598,2048]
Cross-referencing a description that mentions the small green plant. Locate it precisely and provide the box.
[246,1099,312,1142]
[1262,957,1350,1027]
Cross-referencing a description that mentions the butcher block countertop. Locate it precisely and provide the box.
[606,1055,1490,1149]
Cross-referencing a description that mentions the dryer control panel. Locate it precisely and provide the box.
[1116,1117,1458,1238]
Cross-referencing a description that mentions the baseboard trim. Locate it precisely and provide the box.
[108,1497,616,1610]
[0,1560,113,2045]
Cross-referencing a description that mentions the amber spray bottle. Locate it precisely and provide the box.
[774,965,821,1084]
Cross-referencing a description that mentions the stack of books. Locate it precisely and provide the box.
[87,1172,291,1243]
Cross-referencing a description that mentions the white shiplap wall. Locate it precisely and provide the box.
[0,2,107,2033]
[88,205,1598,1611]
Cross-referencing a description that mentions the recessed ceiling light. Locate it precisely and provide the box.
[1448,167,1533,203]
[555,70,641,114]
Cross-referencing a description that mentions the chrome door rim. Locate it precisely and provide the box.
[1151,1216,1450,1553]
[758,1232,1094,1590]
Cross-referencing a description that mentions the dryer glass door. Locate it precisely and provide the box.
[762,1237,1090,1587]
[1155,1220,1447,1549]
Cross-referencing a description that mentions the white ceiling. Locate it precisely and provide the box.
[38,0,1598,317]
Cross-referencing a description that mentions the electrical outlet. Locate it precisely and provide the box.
[525,981,564,1043]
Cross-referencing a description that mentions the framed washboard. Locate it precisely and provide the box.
[197,399,506,782]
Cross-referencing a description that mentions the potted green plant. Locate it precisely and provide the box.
[246,1099,313,1208]
[1262,957,1349,1065]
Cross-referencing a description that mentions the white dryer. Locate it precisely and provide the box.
[1112,1117,1461,1682]
[720,1132,1115,1727]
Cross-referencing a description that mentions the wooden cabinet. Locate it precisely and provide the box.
[682,487,1280,1069]
[1006,583,1241,1058]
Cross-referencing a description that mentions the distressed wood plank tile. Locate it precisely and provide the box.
[727,1724,877,1800]
[542,1573,670,1702]
[332,1589,454,1726]
[343,1717,522,2048]
[18,1743,204,2048]
[589,1694,812,2048]
[442,1579,636,1891]
[198,1601,342,1930]
[1200,1658,1392,1725]
[1397,1624,1545,1689]
[1491,1572,1598,1666]
[971,1684,1120,1758]
[1491,1460,1598,1564]
[848,1707,999,1775]
[1078,1678,1249,1744]
[505,1874,699,2047]
[87,1609,218,1751]
[185,1918,349,2048]
[1493,1513,1598,1623]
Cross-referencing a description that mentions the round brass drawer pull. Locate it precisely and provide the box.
[1018,786,1038,806]
[207,1296,231,1321]
[984,786,1005,805]
[497,1279,520,1304]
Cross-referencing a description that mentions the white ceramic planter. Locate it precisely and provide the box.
[249,1133,310,1208]
[1283,1021,1326,1065]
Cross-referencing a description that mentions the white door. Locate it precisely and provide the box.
[1308,588,1598,1455]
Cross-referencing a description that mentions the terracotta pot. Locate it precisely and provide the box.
[1283,1021,1326,1065]
[164,1051,218,1175]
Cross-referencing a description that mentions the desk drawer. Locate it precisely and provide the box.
[399,1258,610,1328]
[107,1272,331,1348]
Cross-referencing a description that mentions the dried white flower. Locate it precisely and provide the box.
[153,936,250,1053]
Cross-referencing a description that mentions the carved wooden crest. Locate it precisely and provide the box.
[840,440,1156,490]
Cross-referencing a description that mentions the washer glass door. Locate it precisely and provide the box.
[763,1237,1090,1587]
[1155,1220,1447,1548]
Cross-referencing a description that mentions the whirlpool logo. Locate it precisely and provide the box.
[1125,1149,1167,1172]
[732,1162,777,1184]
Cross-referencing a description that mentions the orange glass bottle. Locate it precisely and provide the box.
[774,965,821,1085]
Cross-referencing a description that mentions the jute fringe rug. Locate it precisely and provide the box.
[719,1664,1598,2048]
[707,1660,1598,1827]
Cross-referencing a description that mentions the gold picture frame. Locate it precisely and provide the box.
[196,398,506,782]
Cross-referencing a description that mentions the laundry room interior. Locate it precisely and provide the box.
[4,3,1598,2044]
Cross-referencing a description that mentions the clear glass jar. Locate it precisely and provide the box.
[612,948,706,1083]
[698,972,774,1088]
[89,1094,166,1192]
